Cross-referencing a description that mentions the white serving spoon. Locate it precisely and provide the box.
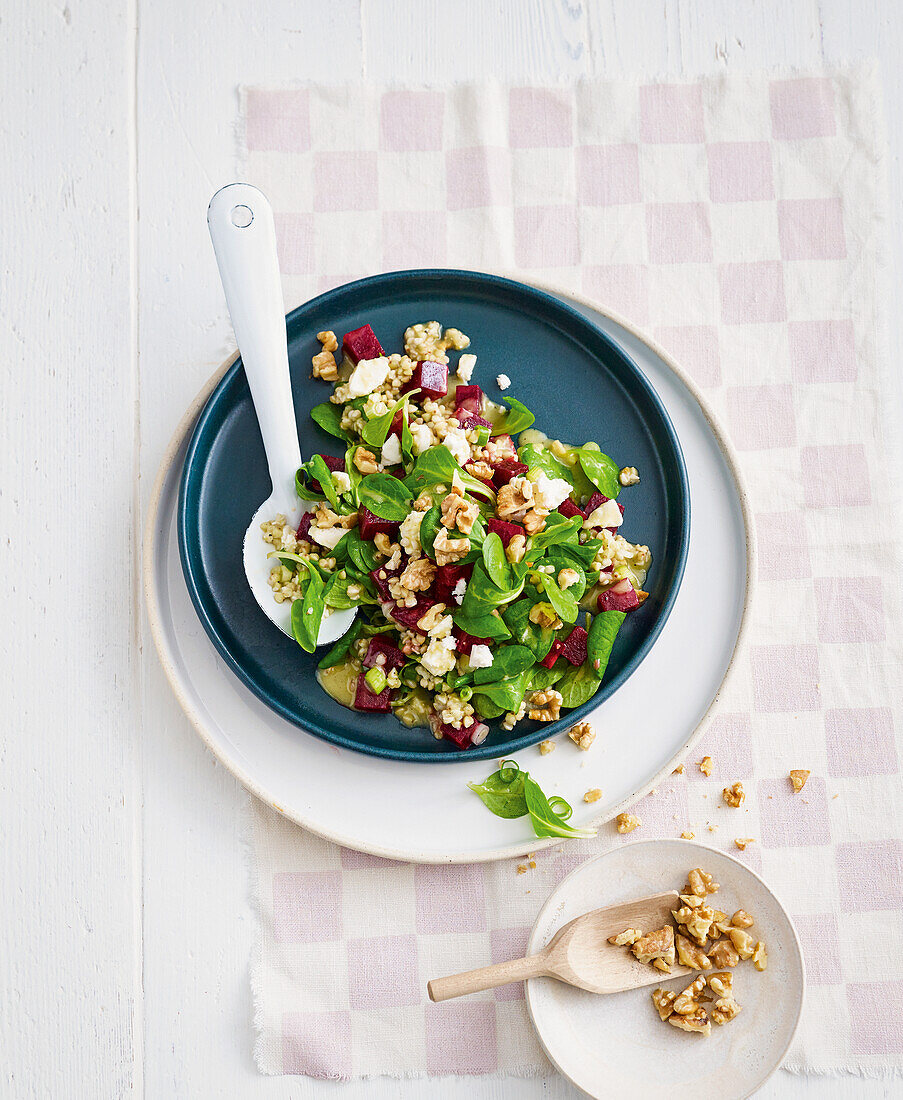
[207,183,356,645]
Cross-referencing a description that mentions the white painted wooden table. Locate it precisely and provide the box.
[2,2,900,1096]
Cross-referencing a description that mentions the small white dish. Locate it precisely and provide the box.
[526,840,805,1099]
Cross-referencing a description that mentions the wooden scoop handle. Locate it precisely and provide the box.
[428,951,548,1002]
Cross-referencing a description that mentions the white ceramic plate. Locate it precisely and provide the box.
[526,840,804,1099]
[143,290,753,863]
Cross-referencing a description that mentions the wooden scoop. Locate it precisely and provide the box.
[428,891,689,1002]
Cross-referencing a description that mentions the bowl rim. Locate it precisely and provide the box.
[175,269,691,761]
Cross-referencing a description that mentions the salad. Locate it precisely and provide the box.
[261,320,652,750]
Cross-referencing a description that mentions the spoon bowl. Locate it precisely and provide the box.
[207,183,356,647]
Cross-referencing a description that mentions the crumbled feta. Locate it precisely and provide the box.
[347,355,390,398]
[496,373,511,391]
[533,473,574,511]
[421,637,458,677]
[585,498,623,528]
[469,644,493,669]
[457,353,477,383]
[399,511,424,555]
[411,423,434,455]
[427,614,454,638]
[443,426,471,466]
[380,433,402,466]
[309,526,347,550]
[331,471,351,494]
[452,577,467,604]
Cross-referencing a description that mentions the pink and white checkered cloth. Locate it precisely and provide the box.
[240,68,903,1079]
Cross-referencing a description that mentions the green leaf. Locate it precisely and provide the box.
[404,445,495,502]
[473,694,507,720]
[556,662,602,709]
[529,664,566,691]
[310,401,353,441]
[460,562,524,621]
[587,609,626,680]
[295,468,325,502]
[470,671,529,712]
[517,443,575,486]
[481,531,511,590]
[324,572,371,609]
[357,472,413,521]
[361,392,418,448]
[290,561,326,653]
[344,443,363,505]
[340,529,379,574]
[524,776,596,839]
[492,396,535,437]
[451,606,512,641]
[555,539,603,569]
[467,765,528,819]
[501,598,554,660]
[545,553,587,601]
[317,617,363,670]
[419,503,442,560]
[473,644,535,684]
[538,572,579,625]
[400,405,414,465]
[525,513,583,561]
[307,454,341,512]
[577,448,621,500]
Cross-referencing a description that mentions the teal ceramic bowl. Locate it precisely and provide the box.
[178,270,689,761]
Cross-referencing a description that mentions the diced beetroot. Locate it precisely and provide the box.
[560,626,588,666]
[557,498,584,520]
[455,385,484,414]
[354,672,394,712]
[492,459,529,487]
[584,491,606,515]
[597,578,641,613]
[295,511,313,541]
[388,408,405,439]
[435,716,489,749]
[402,360,448,400]
[540,639,563,669]
[487,517,525,547]
[308,453,345,492]
[342,324,384,364]
[369,567,401,602]
[362,637,406,671]
[358,505,401,541]
[456,411,493,430]
[452,626,492,655]
[433,562,473,604]
[386,599,433,632]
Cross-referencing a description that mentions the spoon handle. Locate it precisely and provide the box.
[427,952,548,1002]
[207,183,302,501]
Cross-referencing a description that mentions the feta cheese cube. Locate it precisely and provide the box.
[309,525,347,550]
[533,473,574,511]
[380,433,402,466]
[585,498,623,528]
[496,373,511,390]
[457,353,477,383]
[331,471,351,494]
[442,427,471,466]
[411,423,434,455]
[469,644,493,669]
[421,637,458,677]
[452,577,467,605]
[347,355,390,398]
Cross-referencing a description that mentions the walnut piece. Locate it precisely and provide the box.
[528,689,562,722]
[584,788,602,803]
[722,781,745,808]
[433,527,470,566]
[619,466,640,487]
[316,330,338,353]
[538,740,555,756]
[651,988,677,1020]
[789,769,810,793]
[496,476,533,519]
[608,928,642,946]
[557,567,580,590]
[632,926,675,969]
[731,909,754,929]
[728,927,756,961]
[311,348,339,381]
[567,721,595,751]
[752,941,768,971]
[353,447,379,475]
[708,971,733,997]
[440,487,479,534]
[673,975,707,1015]
[522,507,548,535]
[676,933,711,970]
[464,460,494,482]
[686,868,719,897]
[680,831,695,840]
[698,756,713,776]
[668,1008,711,1035]
[708,939,740,969]
[616,813,641,834]
[734,838,756,851]
[505,533,526,564]
[711,997,742,1025]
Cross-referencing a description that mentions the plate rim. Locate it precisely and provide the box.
[524,839,805,1099]
[175,269,692,761]
[142,278,757,863]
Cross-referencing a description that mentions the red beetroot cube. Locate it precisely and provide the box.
[560,626,588,666]
[354,671,393,712]
[436,717,489,749]
[456,411,493,430]
[597,579,641,613]
[342,324,384,364]
[557,498,584,520]
[402,361,448,400]
[487,517,525,546]
[455,385,484,414]
[369,566,401,602]
[452,626,492,655]
[363,637,406,671]
[308,454,345,492]
[295,511,313,541]
[358,505,401,541]
[388,599,432,631]
[434,562,473,603]
[388,408,405,439]
[540,639,563,669]
[583,491,607,515]
[492,459,529,487]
